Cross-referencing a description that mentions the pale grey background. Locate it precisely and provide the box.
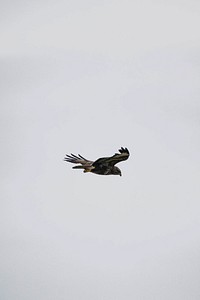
[1,0,200,299]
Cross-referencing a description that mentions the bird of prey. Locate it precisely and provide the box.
[64,147,129,176]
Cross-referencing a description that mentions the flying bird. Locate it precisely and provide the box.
[64,147,130,176]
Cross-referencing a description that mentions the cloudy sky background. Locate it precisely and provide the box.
[1,0,200,299]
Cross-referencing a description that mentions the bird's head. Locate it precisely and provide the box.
[113,166,122,176]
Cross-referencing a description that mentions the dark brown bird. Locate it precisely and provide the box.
[64,147,130,176]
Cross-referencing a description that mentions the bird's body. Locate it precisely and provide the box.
[64,147,129,176]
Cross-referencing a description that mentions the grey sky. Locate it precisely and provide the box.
[1,0,200,299]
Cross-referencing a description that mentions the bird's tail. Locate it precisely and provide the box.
[72,166,85,169]
[73,166,95,173]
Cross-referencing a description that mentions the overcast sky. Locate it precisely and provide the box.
[1,0,200,299]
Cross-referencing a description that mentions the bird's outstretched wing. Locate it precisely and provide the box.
[93,147,130,167]
[64,153,93,169]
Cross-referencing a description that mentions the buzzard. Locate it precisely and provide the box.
[64,147,129,176]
